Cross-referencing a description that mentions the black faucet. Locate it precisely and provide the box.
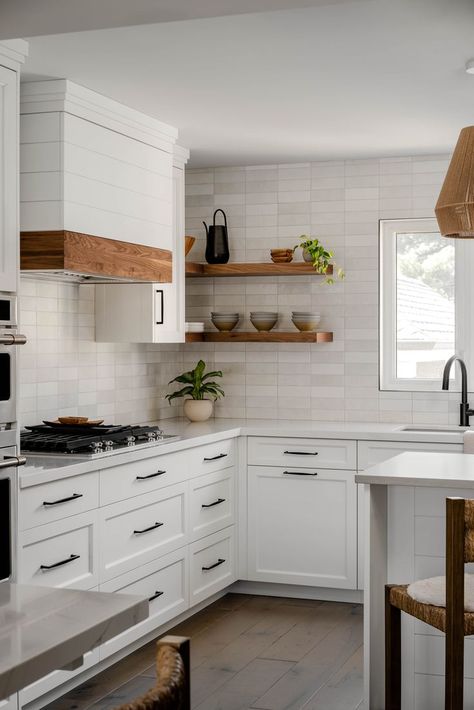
[442,355,474,427]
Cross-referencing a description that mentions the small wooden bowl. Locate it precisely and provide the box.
[185,236,196,256]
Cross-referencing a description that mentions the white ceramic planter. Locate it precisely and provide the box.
[183,399,213,422]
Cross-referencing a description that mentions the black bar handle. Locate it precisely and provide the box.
[136,470,166,480]
[149,590,164,602]
[43,493,83,506]
[203,453,227,461]
[40,554,80,570]
[202,498,226,509]
[133,521,164,534]
[283,450,318,456]
[202,558,226,571]
[283,470,318,476]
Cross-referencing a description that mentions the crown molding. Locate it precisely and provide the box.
[0,39,28,70]
[20,79,178,152]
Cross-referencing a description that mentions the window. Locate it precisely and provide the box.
[379,218,473,391]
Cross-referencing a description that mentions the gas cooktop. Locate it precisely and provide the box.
[21,423,180,459]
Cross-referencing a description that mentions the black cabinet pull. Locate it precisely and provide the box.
[136,471,166,480]
[43,493,83,506]
[149,590,164,602]
[283,450,318,456]
[133,521,164,535]
[203,453,227,461]
[202,498,226,509]
[202,558,226,571]
[40,553,80,570]
[283,470,318,476]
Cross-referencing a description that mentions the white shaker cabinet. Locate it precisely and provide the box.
[94,146,189,343]
[0,42,28,293]
[247,465,357,589]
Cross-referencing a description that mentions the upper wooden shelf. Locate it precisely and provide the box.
[185,262,333,277]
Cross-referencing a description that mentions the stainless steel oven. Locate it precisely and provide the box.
[0,295,26,426]
[0,433,25,581]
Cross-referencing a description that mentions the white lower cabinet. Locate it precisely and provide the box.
[18,649,100,707]
[99,482,187,582]
[190,527,236,605]
[0,697,18,710]
[247,465,357,589]
[18,510,99,590]
[99,547,188,660]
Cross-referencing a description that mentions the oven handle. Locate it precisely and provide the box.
[0,334,27,345]
[0,455,26,470]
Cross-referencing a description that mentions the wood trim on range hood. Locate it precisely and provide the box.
[20,230,172,283]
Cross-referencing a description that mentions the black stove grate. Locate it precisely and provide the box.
[21,424,162,454]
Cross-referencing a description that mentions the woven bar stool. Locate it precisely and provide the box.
[116,636,190,710]
[385,497,474,710]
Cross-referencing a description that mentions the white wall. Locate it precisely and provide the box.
[185,155,463,424]
[18,154,464,427]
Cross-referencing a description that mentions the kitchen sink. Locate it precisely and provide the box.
[399,425,469,433]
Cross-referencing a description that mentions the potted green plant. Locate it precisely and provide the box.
[293,235,344,284]
[166,359,224,422]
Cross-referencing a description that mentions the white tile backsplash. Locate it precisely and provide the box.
[185,154,454,423]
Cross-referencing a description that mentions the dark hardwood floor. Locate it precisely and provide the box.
[44,594,363,710]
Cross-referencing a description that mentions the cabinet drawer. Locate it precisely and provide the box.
[19,472,99,530]
[190,439,235,476]
[18,510,98,590]
[190,527,235,606]
[248,436,356,470]
[100,547,188,660]
[357,440,463,470]
[100,450,188,506]
[100,482,187,582]
[190,468,234,541]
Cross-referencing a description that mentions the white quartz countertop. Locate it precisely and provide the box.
[355,451,474,488]
[20,418,466,487]
[0,583,148,700]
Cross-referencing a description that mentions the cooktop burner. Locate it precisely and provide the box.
[21,423,180,458]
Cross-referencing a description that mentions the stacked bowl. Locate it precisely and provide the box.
[250,311,278,332]
[211,312,240,331]
[291,312,321,332]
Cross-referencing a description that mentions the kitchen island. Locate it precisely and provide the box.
[356,451,474,710]
[0,583,148,700]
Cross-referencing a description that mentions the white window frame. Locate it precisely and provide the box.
[379,217,474,392]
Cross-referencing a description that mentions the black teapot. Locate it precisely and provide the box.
[203,209,230,264]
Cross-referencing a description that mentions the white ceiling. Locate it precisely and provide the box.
[19,0,474,167]
[0,0,360,39]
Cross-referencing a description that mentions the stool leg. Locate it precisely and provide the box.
[385,585,401,710]
[445,627,464,710]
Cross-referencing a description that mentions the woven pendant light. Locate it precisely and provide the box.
[435,126,474,238]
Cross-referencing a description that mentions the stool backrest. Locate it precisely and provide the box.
[115,636,190,710]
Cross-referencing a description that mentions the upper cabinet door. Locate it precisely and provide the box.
[0,66,17,293]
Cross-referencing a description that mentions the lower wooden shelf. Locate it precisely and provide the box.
[185,331,333,343]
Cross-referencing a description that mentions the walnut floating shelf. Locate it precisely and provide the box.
[185,331,333,343]
[185,262,333,277]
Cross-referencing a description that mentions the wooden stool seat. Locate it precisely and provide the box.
[389,583,474,635]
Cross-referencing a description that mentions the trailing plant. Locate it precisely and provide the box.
[293,235,345,284]
[166,360,225,404]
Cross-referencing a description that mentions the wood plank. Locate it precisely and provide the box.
[251,605,363,710]
[20,230,172,282]
[194,658,294,710]
[202,331,333,343]
[301,646,363,710]
[185,262,333,277]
